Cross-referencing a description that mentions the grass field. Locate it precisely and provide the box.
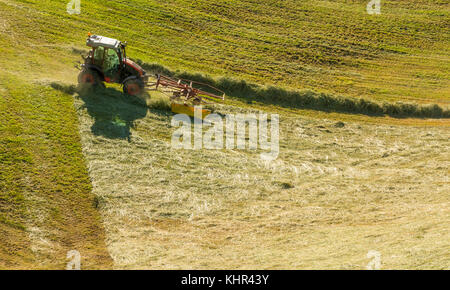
[0,0,449,269]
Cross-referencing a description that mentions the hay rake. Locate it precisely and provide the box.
[146,74,225,117]
[147,74,225,104]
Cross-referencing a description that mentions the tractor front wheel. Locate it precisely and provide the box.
[123,78,144,96]
[78,69,101,88]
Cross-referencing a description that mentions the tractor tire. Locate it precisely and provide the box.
[78,69,101,88]
[123,78,144,96]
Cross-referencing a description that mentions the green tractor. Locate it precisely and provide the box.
[78,34,148,96]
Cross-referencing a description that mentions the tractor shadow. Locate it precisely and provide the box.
[51,82,148,140]
[79,86,149,140]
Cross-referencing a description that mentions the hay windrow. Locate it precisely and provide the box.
[135,61,449,119]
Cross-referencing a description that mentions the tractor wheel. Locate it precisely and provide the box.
[123,78,144,96]
[78,69,101,88]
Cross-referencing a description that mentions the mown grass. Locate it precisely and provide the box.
[71,85,449,269]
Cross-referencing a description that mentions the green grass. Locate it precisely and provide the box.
[69,85,449,269]
[0,73,112,269]
[0,79,33,268]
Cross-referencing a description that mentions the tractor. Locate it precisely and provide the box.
[77,34,225,118]
[78,34,148,96]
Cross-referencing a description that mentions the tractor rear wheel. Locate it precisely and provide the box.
[123,78,144,96]
[78,69,101,88]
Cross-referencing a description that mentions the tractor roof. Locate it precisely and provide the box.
[86,35,121,49]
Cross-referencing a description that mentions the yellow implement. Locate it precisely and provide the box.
[171,103,211,119]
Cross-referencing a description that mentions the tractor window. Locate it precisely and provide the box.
[93,47,105,66]
[103,49,120,77]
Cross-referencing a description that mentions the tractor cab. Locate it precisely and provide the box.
[86,35,124,82]
[79,34,147,96]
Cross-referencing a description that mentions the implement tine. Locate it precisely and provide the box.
[145,74,225,104]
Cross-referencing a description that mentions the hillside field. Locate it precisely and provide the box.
[0,0,449,269]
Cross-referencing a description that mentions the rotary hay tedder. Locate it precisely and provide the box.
[77,34,225,117]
